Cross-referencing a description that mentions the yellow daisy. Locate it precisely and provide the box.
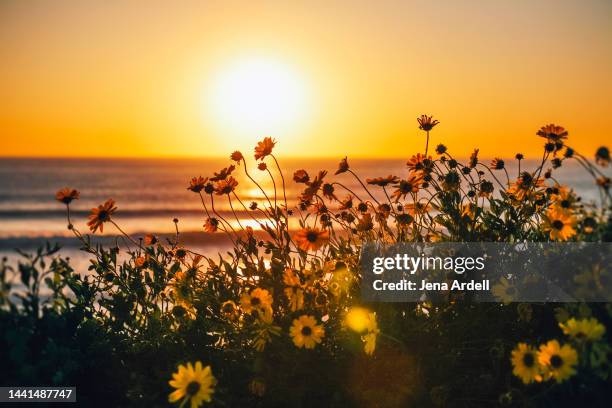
[538,340,578,383]
[559,318,606,342]
[544,208,577,241]
[511,343,542,384]
[240,288,273,314]
[289,315,325,349]
[168,361,216,408]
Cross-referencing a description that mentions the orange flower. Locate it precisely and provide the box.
[391,173,422,201]
[230,151,244,162]
[214,177,238,195]
[404,201,431,216]
[293,169,310,183]
[366,175,399,187]
[55,187,80,204]
[406,153,432,173]
[187,176,208,193]
[254,137,276,160]
[293,227,330,252]
[204,217,219,233]
[417,114,439,131]
[87,199,117,233]
[335,157,349,175]
[536,124,568,142]
[210,165,235,181]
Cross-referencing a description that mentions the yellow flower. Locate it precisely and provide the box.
[240,288,273,314]
[559,318,606,342]
[511,343,542,384]
[538,340,578,383]
[544,208,577,241]
[87,199,117,233]
[289,315,325,349]
[345,307,371,333]
[293,227,330,252]
[168,361,216,408]
[284,287,304,312]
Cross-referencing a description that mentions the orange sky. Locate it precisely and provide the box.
[1,0,611,159]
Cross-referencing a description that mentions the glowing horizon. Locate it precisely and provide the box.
[1,0,611,159]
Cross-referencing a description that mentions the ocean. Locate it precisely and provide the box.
[0,157,607,267]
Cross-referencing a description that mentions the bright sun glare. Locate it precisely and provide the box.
[209,58,310,138]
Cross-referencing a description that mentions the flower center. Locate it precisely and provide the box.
[560,200,570,208]
[98,210,109,221]
[306,231,318,243]
[522,353,535,367]
[301,326,313,336]
[550,354,563,368]
[251,297,261,306]
[186,381,201,396]
[552,220,564,230]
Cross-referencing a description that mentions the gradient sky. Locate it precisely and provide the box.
[1,0,611,158]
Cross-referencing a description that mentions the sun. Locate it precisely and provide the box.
[208,57,310,140]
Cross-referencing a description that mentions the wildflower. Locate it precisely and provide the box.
[143,234,158,245]
[551,158,562,168]
[356,213,374,231]
[595,146,610,167]
[339,195,354,210]
[417,114,439,131]
[366,175,399,187]
[507,172,544,200]
[187,176,208,193]
[345,307,371,332]
[515,153,524,160]
[544,208,577,241]
[322,183,337,200]
[254,137,276,160]
[257,162,267,171]
[283,268,301,286]
[87,199,117,233]
[564,147,574,158]
[293,169,310,183]
[559,318,605,342]
[582,217,597,234]
[203,218,219,233]
[469,149,479,168]
[435,144,447,154]
[249,201,258,210]
[479,180,494,197]
[214,177,238,195]
[55,187,80,204]
[210,165,235,181]
[405,201,431,216]
[538,340,578,383]
[221,300,238,320]
[391,173,421,201]
[134,256,146,268]
[300,170,327,201]
[240,288,273,315]
[442,171,461,191]
[406,153,432,173]
[335,156,349,175]
[490,158,505,170]
[289,315,325,349]
[230,151,244,162]
[537,124,568,143]
[511,343,542,384]
[357,202,369,213]
[168,361,216,407]
[293,227,330,252]
[284,287,304,311]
